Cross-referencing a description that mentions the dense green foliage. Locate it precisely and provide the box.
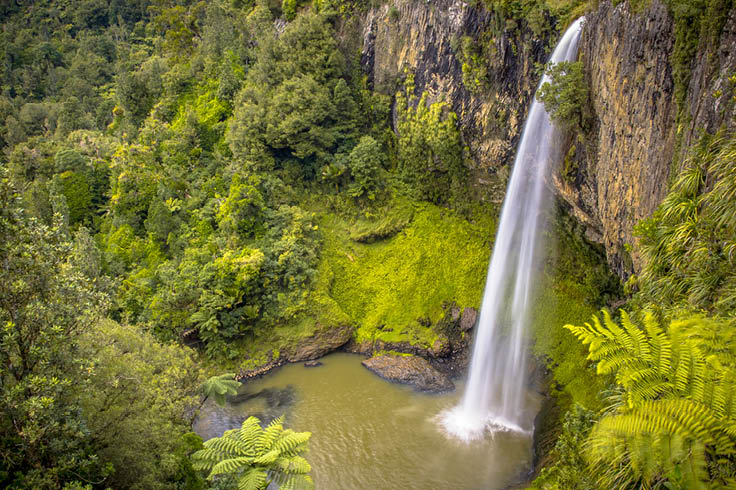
[534,128,736,489]
[532,404,597,490]
[192,416,313,490]
[538,61,590,137]
[395,77,466,205]
[482,0,589,35]
[6,1,733,489]
[0,173,107,488]
[0,173,203,489]
[634,133,736,317]
[567,311,736,488]
[0,0,490,485]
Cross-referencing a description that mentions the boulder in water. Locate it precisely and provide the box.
[287,324,354,362]
[303,360,323,368]
[361,353,454,393]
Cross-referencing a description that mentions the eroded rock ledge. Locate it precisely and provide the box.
[236,306,478,385]
[361,352,455,393]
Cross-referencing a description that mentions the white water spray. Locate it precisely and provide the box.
[442,18,585,441]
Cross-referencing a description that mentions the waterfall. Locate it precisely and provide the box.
[442,18,585,441]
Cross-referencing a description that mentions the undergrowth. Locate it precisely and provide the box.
[315,201,498,348]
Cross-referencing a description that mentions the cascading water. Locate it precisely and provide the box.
[442,18,585,441]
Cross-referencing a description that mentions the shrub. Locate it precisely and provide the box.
[537,61,590,137]
[388,5,399,21]
[395,75,466,204]
[347,135,384,200]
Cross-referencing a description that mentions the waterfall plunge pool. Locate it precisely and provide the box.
[194,353,540,489]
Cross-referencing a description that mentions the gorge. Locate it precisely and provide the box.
[1,1,735,489]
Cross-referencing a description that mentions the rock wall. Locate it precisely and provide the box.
[355,0,736,278]
[557,0,676,276]
[682,6,736,150]
[557,0,736,277]
[359,0,554,201]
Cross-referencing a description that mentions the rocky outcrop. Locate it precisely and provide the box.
[359,0,555,201]
[554,0,676,277]
[236,357,283,382]
[286,324,354,362]
[459,307,477,332]
[344,335,451,358]
[361,353,455,392]
[556,1,736,277]
[682,6,736,148]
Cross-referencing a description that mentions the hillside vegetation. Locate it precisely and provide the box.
[1,0,733,489]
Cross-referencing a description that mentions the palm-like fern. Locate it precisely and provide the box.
[201,373,241,407]
[635,131,736,318]
[320,162,345,192]
[566,311,736,488]
[191,415,313,490]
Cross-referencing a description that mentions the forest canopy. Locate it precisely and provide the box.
[2,0,734,489]
[0,0,475,487]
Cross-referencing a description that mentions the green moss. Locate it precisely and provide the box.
[348,204,413,243]
[374,349,414,357]
[530,275,608,410]
[314,201,498,349]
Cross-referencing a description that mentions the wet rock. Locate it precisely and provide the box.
[236,358,283,382]
[450,305,461,321]
[358,0,554,202]
[345,338,426,357]
[430,336,452,358]
[303,360,323,368]
[361,353,455,393]
[287,325,354,362]
[460,307,477,332]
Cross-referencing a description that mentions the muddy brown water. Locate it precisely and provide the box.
[194,353,536,489]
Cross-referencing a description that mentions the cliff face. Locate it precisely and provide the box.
[356,0,736,278]
[557,0,676,276]
[559,0,736,277]
[682,6,736,150]
[359,0,554,201]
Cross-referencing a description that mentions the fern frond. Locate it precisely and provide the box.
[282,455,311,474]
[570,311,736,487]
[237,468,267,490]
[201,373,241,406]
[238,417,263,456]
[257,416,284,452]
[191,414,311,488]
[253,449,280,465]
[277,474,314,490]
[210,456,252,478]
[204,433,247,457]
[273,430,312,456]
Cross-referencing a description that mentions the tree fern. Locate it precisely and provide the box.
[635,131,736,321]
[191,415,313,490]
[566,311,736,488]
[201,373,240,407]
